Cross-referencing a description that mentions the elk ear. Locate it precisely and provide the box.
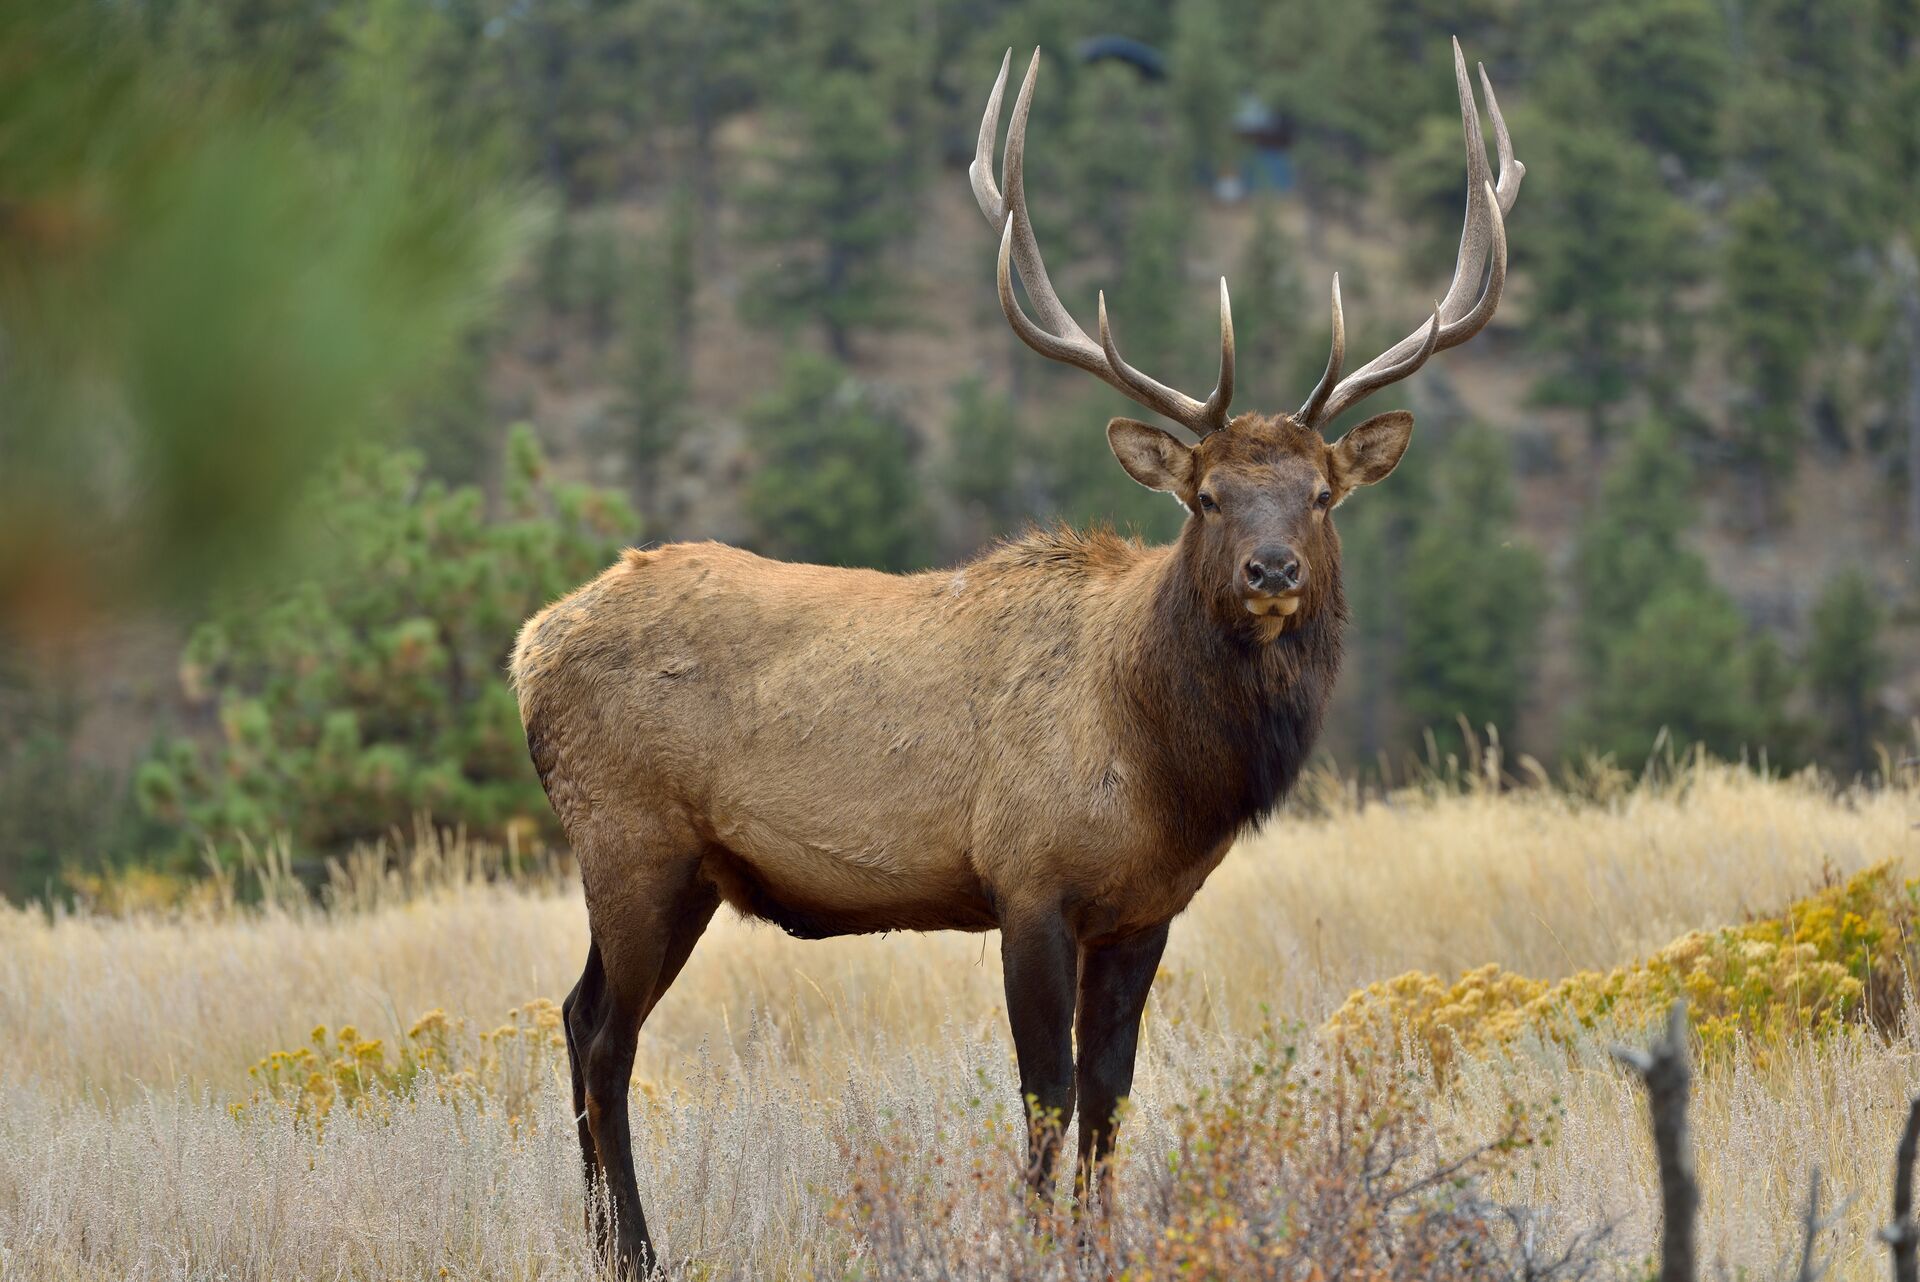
[1329,411,1413,495]
[1107,418,1195,496]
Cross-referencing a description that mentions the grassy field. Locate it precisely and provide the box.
[2,761,1917,1279]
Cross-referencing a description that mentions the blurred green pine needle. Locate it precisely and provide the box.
[0,0,536,645]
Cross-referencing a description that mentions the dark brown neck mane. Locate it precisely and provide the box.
[1118,520,1347,854]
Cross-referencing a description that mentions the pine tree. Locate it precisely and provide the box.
[1321,430,1435,764]
[1570,420,1702,674]
[618,197,697,520]
[743,354,929,571]
[1169,0,1241,184]
[1523,117,1702,447]
[1807,569,1890,775]
[1058,61,1163,265]
[1570,421,1793,761]
[1038,392,1187,547]
[1894,242,1920,558]
[1254,0,1394,244]
[1235,200,1310,409]
[1106,163,1196,389]
[133,429,636,858]
[1574,583,1789,765]
[738,58,915,360]
[626,0,782,216]
[941,377,1027,552]
[1396,426,1548,753]
[1528,0,1729,175]
[1719,188,1825,526]
[0,0,524,628]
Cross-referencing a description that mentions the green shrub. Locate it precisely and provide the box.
[136,428,633,858]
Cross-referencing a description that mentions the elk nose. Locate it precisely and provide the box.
[1244,548,1303,594]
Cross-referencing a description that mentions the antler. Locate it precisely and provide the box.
[971,49,1235,439]
[1299,38,1523,431]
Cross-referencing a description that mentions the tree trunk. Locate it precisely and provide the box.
[824,237,852,362]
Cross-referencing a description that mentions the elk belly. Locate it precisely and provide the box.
[701,809,993,938]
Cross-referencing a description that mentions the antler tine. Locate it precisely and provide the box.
[1211,276,1235,429]
[1001,50,1095,348]
[1096,281,1233,436]
[1442,179,1507,345]
[995,218,1112,382]
[1318,309,1442,425]
[968,48,1012,227]
[1304,39,1519,429]
[1434,37,1496,324]
[975,49,1236,438]
[1480,62,1524,215]
[1297,274,1345,425]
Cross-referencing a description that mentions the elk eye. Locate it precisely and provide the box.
[1197,492,1219,514]
[1316,488,1334,509]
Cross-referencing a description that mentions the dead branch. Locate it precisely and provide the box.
[1882,1097,1920,1282]
[1613,1001,1697,1282]
[1792,1167,1853,1282]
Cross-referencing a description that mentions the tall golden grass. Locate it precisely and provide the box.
[1,760,1916,1278]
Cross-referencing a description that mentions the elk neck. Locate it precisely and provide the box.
[1110,521,1346,851]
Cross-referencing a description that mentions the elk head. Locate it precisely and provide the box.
[970,42,1522,637]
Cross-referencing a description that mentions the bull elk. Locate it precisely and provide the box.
[511,38,1521,1276]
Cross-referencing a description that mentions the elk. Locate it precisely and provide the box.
[511,39,1520,1277]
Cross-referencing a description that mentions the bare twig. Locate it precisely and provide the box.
[1881,1097,1920,1282]
[1498,1203,1619,1282]
[1795,1171,1824,1282]
[1613,1001,1697,1282]
[1792,1167,1853,1282]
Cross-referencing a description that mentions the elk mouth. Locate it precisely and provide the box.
[1243,592,1303,619]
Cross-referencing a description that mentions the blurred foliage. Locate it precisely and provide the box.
[1233,200,1313,410]
[134,430,633,856]
[0,665,156,897]
[1323,408,1438,764]
[1519,113,1702,442]
[1328,861,1912,1074]
[0,0,530,641]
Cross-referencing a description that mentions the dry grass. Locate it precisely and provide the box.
[1,761,1917,1279]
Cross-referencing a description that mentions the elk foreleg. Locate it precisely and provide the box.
[1001,909,1079,1199]
[1073,922,1170,1211]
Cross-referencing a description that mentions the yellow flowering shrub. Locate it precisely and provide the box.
[238,998,565,1132]
[62,863,221,915]
[1326,862,1914,1073]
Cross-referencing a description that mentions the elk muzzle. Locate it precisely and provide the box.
[1239,545,1305,617]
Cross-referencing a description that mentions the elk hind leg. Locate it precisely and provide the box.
[574,828,716,1278]
[563,940,609,1247]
